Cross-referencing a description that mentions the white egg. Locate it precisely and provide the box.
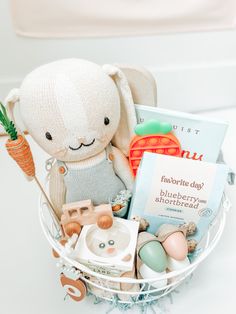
[167,256,190,271]
[139,263,167,289]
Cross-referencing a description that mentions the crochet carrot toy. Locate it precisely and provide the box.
[0,102,60,224]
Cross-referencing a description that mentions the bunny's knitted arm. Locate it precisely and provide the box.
[111,145,134,191]
[49,162,66,218]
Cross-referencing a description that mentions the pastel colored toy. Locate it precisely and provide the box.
[129,120,181,176]
[167,256,190,272]
[139,264,167,289]
[162,232,188,261]
[136,232,167,282]
[156,223,197,260]
[5,59,157,218]
[74,218,139,275]
[61,199,113,237]
[139,241,167,272]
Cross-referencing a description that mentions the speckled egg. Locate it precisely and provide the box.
[162,231,188,261]
[139,241,167,272]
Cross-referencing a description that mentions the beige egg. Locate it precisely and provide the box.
[162,231,188,261]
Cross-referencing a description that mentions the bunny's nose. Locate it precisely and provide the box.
[107,247,116,254]
[69,133,86,145]
[77,136,86,143]
[67,136,83,149]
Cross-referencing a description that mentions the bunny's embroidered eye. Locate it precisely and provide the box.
[104,117,110,125]
[45,132,52,140]
[108,240,115,245]
[99,243,106,249]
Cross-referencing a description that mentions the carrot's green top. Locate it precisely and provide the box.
[0,102,18,140]
[135,119,172,136]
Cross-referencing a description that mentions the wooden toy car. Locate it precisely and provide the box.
[61,200,113,237]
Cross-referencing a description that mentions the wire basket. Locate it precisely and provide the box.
[39,193,231,306]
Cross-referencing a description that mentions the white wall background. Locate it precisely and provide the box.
[1,0,236,112]
[1,3,236,314]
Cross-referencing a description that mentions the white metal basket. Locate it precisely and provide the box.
[39,193,230,307]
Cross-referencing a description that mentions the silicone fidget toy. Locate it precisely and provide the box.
[129,120,182,176]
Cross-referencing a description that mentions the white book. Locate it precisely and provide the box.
[135,105,228,162]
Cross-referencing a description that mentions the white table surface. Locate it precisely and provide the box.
[0,107,236,314]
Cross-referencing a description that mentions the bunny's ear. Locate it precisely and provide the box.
[103,64,137,156]
[115,64,157,107]
[5,88,20,121]
[4,88,26,134]
[0,89,20,135]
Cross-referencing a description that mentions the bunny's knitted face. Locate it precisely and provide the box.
[19,59,120,161]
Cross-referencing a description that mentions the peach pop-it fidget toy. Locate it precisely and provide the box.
[129,119,182,176]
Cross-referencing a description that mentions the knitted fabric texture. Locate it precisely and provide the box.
[57,145,126,205]
[6,59,137,215]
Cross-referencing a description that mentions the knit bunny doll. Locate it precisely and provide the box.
[6,59,155,219]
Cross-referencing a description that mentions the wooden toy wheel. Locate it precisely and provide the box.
[64,222,81,237]
[97,215,113,229]
[60,274,86,301]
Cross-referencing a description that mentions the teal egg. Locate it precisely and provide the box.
[139,241,167,272]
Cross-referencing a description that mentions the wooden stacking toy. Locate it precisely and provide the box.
[129,119,182,176]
